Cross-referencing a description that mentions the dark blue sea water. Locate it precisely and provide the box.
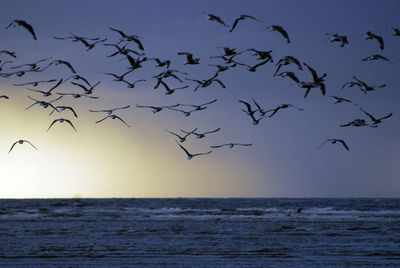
[0,198,399,267]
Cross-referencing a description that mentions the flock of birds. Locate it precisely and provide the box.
[1,14,398,158]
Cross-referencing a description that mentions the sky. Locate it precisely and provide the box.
[0,0,399,198]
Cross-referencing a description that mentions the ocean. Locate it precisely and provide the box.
[0,198,399,267]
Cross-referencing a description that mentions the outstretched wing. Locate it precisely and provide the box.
[8,141,18,154]
[65,119,77,132]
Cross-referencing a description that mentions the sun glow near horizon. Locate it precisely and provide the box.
[0,91,264,198]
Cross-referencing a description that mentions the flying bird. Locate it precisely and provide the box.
[89,105,130,115]
[57,93,99,99]
[329,96,353,104]
[49,106,78,117]
[340,119,377,128]
[95,115,131,128]
[274,56,302,76]
[136,104,179,114]
[326,33,349,47]
[365,31,384,50]
[267,104,303,117]
[0,50,16,58]
[359,107,393,126]
[276,71,300,83]
[202,12,229,27]
[175,140,212,160]
[229,14,261,33]
[244,48,273,61]
[166,128,197,143]
[178,99,217,111]
[25,78,63,97]
[47,118,77,132]
[13,79,57,87]
[318,139,349,151]
[181,128,221,139]
[40,60,76,74]
[5,20,37,40]
[8,140,38,154]
[211,143,253,149]
[71,81,100,95]
[109,27,144,50]
[177,52,200,65]
[361,54,395,64]
[266,25,290,43]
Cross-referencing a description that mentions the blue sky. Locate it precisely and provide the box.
[0,0,399,197]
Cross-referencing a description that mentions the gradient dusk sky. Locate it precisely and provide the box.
[0,0,399,198]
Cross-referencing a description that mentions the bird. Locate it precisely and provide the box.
[13,79,57,87]
[136,104,179,114]
[56,34,106,51]
[300,62,327,98]
[274,56,302,76]
[102,69,134,82]
[178,99,217,111]
[25,96,62,112]
[9,57,51,71]
[149,58,171,68]
[95,115,131,128]
[166,107,193,116]
[5,20,37,40]
[47,118,77,132]
[202,12,229,27]
[239,100,267,125]
[276,71,300,83]
[175,140,212,160]
[251,97,268,116]
[361,54,395,64]
[63,74,91,87]
[40,60,76,74]
[329,96,353,104]
[234,59,271,72]
[359,107,393,126]
[239,100,258,117]
[318,139,349,151]
[166,128,197,142]
[351,76,386,94]
[266,25,290,43]
[121,78,146,88]
[229,14,261,33]
[89,105,130,115]
[365,31,384,50]
[25,78,63,97]
[211,143,253,149]
[244,48,273,61]
[57,93,99,99]
[159,80,188,95]
[0,50,16,58]
[326,33,349,47]
[177,52,200,65]
[267,104,303,117]
[49,106,78,117]
[70,81,100,95]
[109,27,144,50]
[181,128,220,139]
[8,140,38,154]
[340,119,377,128]
[298,81,325,99]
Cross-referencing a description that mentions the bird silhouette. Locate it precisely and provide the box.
[175,140,212,160]
[8,140,38,154]
[5,20,37,40]
[319,139,349,151]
